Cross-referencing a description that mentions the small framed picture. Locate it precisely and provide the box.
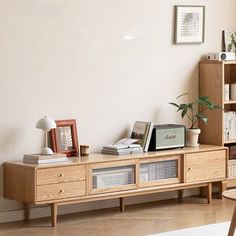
[174,5,205,44]
[50,119,79,157]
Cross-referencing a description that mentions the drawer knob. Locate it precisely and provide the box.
[59,189,64,193]
[188,167,191,171]
[59,173,64,177]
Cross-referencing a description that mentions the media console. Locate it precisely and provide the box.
[4,145,228,226]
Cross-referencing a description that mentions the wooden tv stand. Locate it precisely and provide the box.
[4,145,228,226]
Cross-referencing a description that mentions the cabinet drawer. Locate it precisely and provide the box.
[37,165,85,185]
[36,181,86,202]
[185,150,226,183]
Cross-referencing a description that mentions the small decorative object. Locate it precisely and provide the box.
[231,83,236,101]
[169,93,221,147]
[80,145,89,156]
[50,119,79,157]
[36,116,57,155]
[224,84,230,101]
[174,5,205,44]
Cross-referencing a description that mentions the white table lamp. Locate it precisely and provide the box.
[36,116,57,155]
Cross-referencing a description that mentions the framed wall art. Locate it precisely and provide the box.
[50,119,79,157]
[174,5,205,44]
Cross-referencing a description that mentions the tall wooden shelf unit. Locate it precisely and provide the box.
[199,60,236,187]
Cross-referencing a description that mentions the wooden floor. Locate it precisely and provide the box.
[0,196,235,236]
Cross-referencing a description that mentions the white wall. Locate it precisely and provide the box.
[0,0,236,221]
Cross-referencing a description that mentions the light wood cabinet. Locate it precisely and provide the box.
[199,61,236,187]
[4,145,227,226]
[185,150,226,183]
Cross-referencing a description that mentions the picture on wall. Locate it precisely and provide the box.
[174,5,205,44]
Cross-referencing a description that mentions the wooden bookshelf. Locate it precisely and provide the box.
[199,60,236,187]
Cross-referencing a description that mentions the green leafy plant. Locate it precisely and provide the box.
[228,32,236,52]
[169,93,221,129]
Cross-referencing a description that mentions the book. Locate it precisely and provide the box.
[131,121,154,152]
[102,146,142,152]
[23,156,68,164]
[143,122,154,152]
[103,143,141,150]
[103,138,140,150]
[101,147,143,155]
[24,153,66,160]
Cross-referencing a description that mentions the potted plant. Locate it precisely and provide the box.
[169,93,221,147]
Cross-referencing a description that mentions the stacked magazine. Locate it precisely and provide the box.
[23,153,68,164]
[101,138,143,155]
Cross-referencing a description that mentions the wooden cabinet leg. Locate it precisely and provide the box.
[119,197,125,212]
[228,205,236,236]
[200,187,206,198]
[178,190,184,200]
[51,203,58,227]
[24,203,31,221]
[219,180,227,199]
[207,183,212,204]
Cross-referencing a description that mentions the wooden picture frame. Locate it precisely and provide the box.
[50,119,79,157]
[174,5,205,44]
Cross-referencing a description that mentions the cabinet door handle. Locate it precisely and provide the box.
[188,167,191,171]
[59,189,64,193]
[59,173,64,177]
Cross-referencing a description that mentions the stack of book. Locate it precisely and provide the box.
[23,153,68,164]
[101,138,143,155]
[224,111,236,140]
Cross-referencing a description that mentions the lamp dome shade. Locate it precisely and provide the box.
[36,116,56,132]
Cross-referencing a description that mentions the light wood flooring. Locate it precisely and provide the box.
[0,196,235,236]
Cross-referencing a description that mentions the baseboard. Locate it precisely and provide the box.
[0,189,199,224]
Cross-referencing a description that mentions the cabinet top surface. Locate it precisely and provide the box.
[4,145,227,169]
[200,60,236,65]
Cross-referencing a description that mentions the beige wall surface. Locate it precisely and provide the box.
[0,0,236,220]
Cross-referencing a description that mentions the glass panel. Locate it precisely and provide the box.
[140,160,177,182]
[92,165,135,189]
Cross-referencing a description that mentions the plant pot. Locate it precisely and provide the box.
[186,128,201,147]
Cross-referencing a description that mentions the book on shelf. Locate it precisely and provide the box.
[23,156,68,164]
[131,121,154,152]
[224,111,236,140]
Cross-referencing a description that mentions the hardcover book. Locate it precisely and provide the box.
[131,121,154,152]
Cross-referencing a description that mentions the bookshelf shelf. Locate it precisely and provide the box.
[224,139,236,144]
[224,100,236,105]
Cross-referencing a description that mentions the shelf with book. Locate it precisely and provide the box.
[224,139,236,144]
[224,101,236,105]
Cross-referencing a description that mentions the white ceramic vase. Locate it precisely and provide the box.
[186,128,201,147]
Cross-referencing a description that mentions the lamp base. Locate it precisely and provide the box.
[41,147,54,155]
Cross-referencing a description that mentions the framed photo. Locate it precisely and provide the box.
[174,5,205,44]
[50,119,79,157]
